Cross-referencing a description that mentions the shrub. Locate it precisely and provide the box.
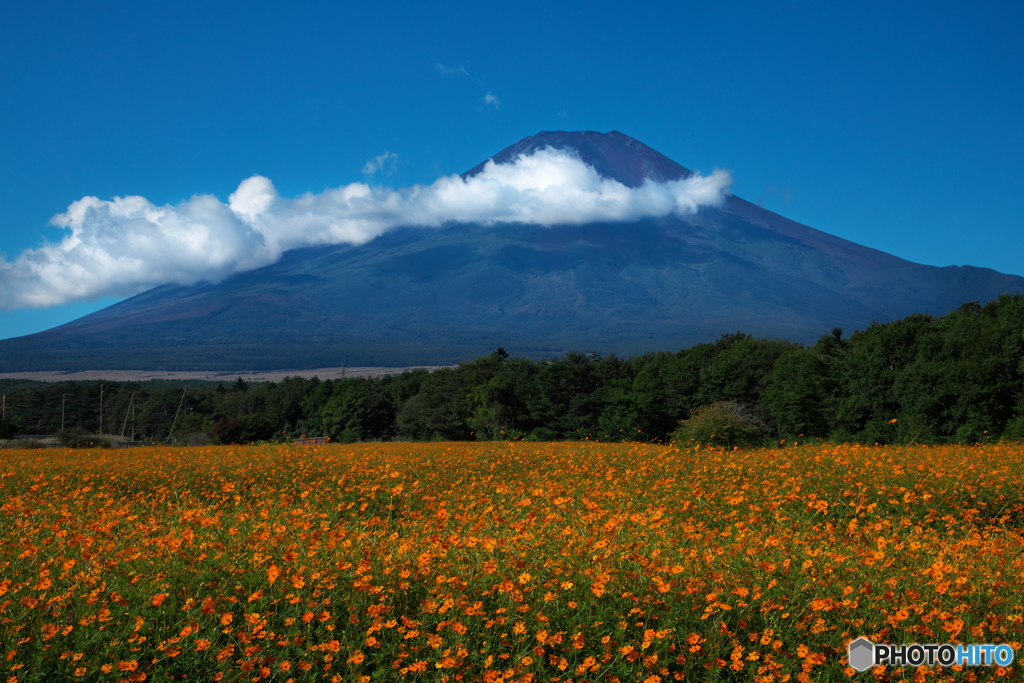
[0,420,16,440]
[336,427,360,444]
[182,432,211,447]
[207,418,243,445]
[56,430,111,449]
[1001,414,1024,442]
[671,401,766,449]
[207,414,275,444]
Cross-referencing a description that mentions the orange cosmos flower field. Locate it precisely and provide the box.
[1,442,1022,682]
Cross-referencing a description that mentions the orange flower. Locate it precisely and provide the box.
[4,440,1024,683]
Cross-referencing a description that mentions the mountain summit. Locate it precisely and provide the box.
[463,130,693,187]
[2,130,1022,371]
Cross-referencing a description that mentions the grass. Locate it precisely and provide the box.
[1,441,1022,682]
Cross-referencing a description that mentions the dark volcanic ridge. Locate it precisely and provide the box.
[2,130,1022,371]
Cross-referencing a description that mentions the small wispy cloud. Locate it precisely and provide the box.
[0,148,732,309]
[483,91,501,109]
[362,151,399,177]
[434,63,469,76]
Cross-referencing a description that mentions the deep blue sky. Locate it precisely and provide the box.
[2,0,1022,339]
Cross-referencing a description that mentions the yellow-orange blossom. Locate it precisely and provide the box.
[1,441,1022,682]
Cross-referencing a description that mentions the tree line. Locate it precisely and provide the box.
[2,294,1023,445]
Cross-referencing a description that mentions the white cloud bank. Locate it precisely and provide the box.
[0,148,732,309]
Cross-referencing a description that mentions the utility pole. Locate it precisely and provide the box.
[99,384,104,435]
[121,392,136,438]
[1,394,5,421]
[131,397,136,442]
[61,394,66,431]
[167,386,187,441]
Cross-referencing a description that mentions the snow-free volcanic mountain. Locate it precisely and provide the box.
[2,130,1022,371]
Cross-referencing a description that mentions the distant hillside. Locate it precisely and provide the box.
[1,130,1021,371]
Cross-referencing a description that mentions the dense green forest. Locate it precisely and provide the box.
[3,295,1024,445]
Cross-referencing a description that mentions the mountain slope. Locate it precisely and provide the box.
[1,130,1021,371]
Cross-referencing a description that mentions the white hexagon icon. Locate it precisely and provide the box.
[848,637,874,672]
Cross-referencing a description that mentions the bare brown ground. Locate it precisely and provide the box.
[0,366,450,383]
